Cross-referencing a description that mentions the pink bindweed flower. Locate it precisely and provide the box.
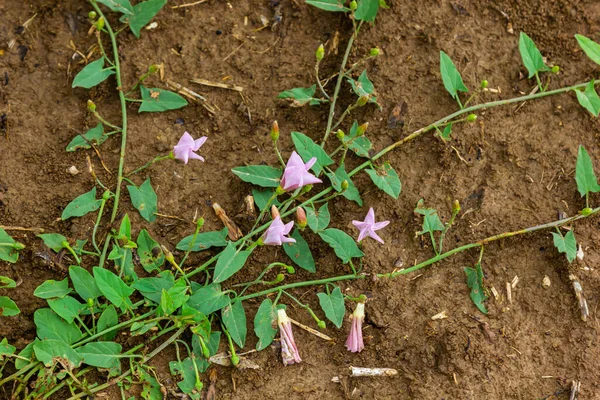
[277,309,301,365]
[352,208,390,244]
[173,131,207,164]
[261,216,296,246]
[346,302,365,353]
[280,151,322,191]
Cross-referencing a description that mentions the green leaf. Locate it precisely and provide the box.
[73,240,88,255]
[254,299,285,351]
[176,228,229,252]
[136,230,164,273]
[252,188,281,211]
[15,341,37,369]
[278,85,324,107]
[306,203,330,233]
[291,131,334,175]
[347,70,379,106]
[316,287,345,328]
[34,278,72,299]
[127,178,158,222]
[97,305,119,341]
[77,342,122,370]
[222,300,247,348]
[0,228,20,263]
[34,339,83,368]
[552,230,578,263]
[160,279,188,315]
[414,199,444,235]
[119,214,132,239]
[37,233,68,252]
[354,0,379,22]
[69,266,102,301]
[440,123,452,141]
[0,297,20,316]
[464,263,488,314]
[93,267,134,308]
[109,245,136,283]
[0,276,16,289]
[72,57,115,89]
[365,162,401,199]
[305,0,350,12]
[34,308,83,344]
[518,32,550,78]
[61,187,102,220]
[122,0,167,38]
[132,271,174,304]
[318,228,364,264]
[169,357,199,397]
[186,283,230,316]
[575,145,600,198]
[0,338,16,360]
[139,85,188,112]
[325,164,363,206]
[575,80,600,117]
[47,296,85,324]
[575,34,600,65]
[232,165,282,188]
[212,243,252,283]
[343,121,373,158]
[283,229,316,272]
[439,51,468,99]
[97,0,133,15]
[66,123,108,152]
[137,365,163,400]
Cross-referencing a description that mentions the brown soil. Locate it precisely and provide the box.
[2,0,600,399]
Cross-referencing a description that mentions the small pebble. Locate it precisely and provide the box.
[542,275,551,289]
[67,165,79,175]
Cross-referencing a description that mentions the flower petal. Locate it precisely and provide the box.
[193,136,208,151]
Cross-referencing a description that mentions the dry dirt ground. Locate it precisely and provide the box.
[2,0,600,399]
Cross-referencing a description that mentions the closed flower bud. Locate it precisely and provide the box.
[274,273,285,283]
[316,44,325,61]
[336,129,345,140]
[480,79,489,89]
[271,205,280,219]
[551,65,560,74]
[161,245,175,264]
[87,99,96,112]
[271,121,279,142]
[286,265,296,274]
[357,122,369,136]
[467,114,477,122]
[350,0,357,11]
[87,298,94,308]
[230,353,240,367]
[452,200,461,214]
[102,190,111,201]
[357,95,369,107]
[370,47,381,57]
[88,11,97,20]
[148,64,159,74]
[317,320,326,329]
[13,242,25,250]
[95,16,105,31]
[296,207,307,229]
[341,180,349,191]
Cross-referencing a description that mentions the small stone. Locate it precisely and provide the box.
[67,165,79,175]
[542,275,551,289]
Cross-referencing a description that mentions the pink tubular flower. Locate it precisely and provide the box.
[346,302,365,353]
[352,207,390,244]
[173,131,207,164]
[280,151,322,191]
[262,216,296,246]
[277,309,301,365]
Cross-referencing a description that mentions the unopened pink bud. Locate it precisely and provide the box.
[271,205,280,219]
[296,207,307,229]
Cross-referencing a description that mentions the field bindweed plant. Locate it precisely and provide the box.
[3,1,600,398]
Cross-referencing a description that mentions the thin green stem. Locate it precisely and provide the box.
[535,72,543,92]
[93,111,121,131]
[315,62,330,99]
[321,21,362,148]
[126,154,173,176]
[273,141,286,168]
[92,198,107,254]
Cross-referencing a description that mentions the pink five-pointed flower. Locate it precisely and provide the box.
[280,151,322,191]
[173,131,207,164]
[352,208,390,244]
[346,302,365,353]
[262,216,296,246]
[277,309,301,365]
